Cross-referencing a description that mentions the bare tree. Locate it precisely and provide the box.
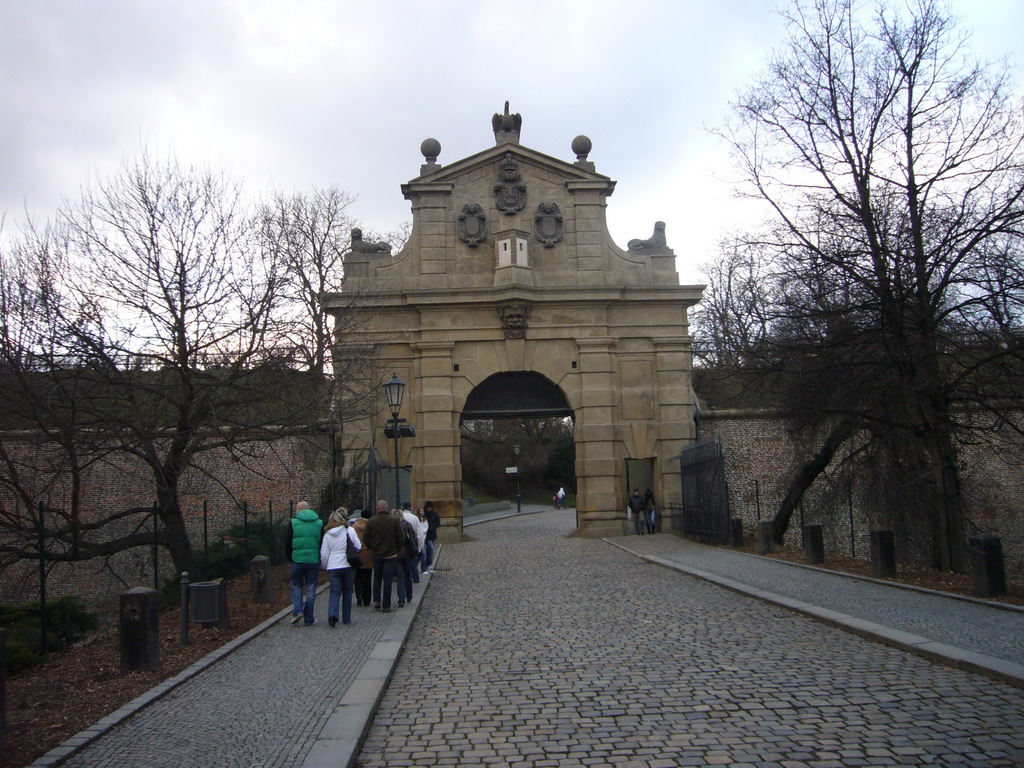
[0,221,140,566]
[259,187,356,376]
[0,154,341,574]
[692,238,773,369]
[257,187,394,498]
[460,417,573,498]
[712,0,1024,570]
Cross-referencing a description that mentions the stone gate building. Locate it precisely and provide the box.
[324,106,704,541]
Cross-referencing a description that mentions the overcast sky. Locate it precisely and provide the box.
[1,0,1021,283]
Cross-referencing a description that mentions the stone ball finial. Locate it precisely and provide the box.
[571,135,592,161]
[421,138,441,164]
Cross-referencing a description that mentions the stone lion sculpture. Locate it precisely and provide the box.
[627,221,668,252]
[350,228,392,255]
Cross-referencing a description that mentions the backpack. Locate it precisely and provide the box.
[402,520,419,559]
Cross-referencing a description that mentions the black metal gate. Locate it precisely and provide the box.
[671,438,730,543]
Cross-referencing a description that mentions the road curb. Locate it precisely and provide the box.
[300,548,439,768]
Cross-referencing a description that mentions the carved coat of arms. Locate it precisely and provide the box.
[534,202,563,247]
[494,153,527,215]
[458,203,487,247]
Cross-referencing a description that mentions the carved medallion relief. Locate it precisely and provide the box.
[494,153,527,215]
[458,203,487,247]
[534,202,563,247]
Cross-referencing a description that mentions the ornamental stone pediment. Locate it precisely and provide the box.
[325,106,704,543]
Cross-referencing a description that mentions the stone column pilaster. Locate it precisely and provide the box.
[412,341,463,542]
[574,336,621,536]
[653,337,695,510]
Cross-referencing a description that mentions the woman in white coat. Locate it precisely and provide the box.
[320,508,362,627]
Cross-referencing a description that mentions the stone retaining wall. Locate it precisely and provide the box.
[701,408,1023,578]
[0,431,331,618]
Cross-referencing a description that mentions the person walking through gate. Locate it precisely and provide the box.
[287,501,323,625]
[393,507,415,606]
[402,503,426,582]
[415,505,431,574]
[627,488,646,536]
[401,502,423,584]
[422,500,440,574]
[643,488,657,535]
[350,510,374,607]
[320,508,362,627]
[364,500,404,612]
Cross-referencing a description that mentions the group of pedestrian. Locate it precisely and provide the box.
[287,498,441,627]
[627,488,657,535]
[362,499,442,612]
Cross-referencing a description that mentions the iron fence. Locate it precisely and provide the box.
[672,437,730,544]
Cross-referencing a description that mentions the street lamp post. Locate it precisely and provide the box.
[514,443,521,516]
[383,373,406,509]
[366,443,380,513]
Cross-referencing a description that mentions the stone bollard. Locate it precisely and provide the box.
[805,524,825,564]
[729,518,744,548]
[870,530,897,578]
[250,555,274,603]
[120,587,160,672]
[758,520,774,554]
[1,628,7,750]
[969,533,1007,597]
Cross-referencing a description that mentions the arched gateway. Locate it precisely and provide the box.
[323,107,703,543]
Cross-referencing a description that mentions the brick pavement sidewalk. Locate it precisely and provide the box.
[29,569,433,768]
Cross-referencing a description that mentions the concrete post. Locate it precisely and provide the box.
[180,572,190,647]
[214,578,230,629]
[969,533,1007,597]
[729,518,743,548]
[804,524,825,564]
[1,628,6,750]
[758,520,774,554]
[870,530,897,578]
[250,555,274,603]
[120,587,160,672]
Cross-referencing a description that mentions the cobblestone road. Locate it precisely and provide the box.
[358,510,1024,767]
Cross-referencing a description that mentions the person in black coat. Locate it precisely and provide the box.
[643,489,657,534]
[422,500,440,574]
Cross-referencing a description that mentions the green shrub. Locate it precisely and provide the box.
[1,596,98,674]
[158,517,291,607]
[190,518,290,580]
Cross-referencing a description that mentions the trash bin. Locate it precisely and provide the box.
[189,581,221,623]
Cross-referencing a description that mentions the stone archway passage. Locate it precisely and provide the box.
[462,372,572,419]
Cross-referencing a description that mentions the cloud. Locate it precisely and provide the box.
[1,0,1020,283]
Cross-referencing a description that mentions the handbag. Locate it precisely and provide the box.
[345,530,363,568]
[403,520,419,560]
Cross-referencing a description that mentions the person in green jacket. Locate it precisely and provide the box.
[287,501,323,625]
